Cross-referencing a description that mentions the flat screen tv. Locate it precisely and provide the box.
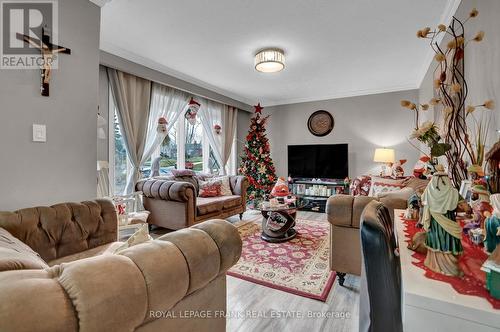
[288,144,348,179]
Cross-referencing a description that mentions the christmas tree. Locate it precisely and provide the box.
[239,103,277,201]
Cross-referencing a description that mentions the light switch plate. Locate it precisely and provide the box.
[32,124,46,142]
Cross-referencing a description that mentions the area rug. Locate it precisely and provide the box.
[227,217,335,301]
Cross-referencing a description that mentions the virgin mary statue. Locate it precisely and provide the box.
[421,165,463,277]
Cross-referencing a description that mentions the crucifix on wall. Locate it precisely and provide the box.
[16,27,71,97]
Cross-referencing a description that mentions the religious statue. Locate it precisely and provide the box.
[471,184,493,227]
[463,183,493,236]
[485,194,500,253]
[481,245,500,299]
[422,165,463,277]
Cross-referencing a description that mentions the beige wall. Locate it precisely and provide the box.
[259,90,420,179]
[0,0,101,210]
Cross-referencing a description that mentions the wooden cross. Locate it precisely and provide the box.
[16,27,71,96]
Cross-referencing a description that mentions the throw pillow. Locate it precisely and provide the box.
[350,175,372,196]
[405,177,429,195]
[114,224,152,254]
[196,173,216,181]
[376,187,415,201]
[368,176,407,197]
[173,176,200,195]
[0,228,49,272]
[171,169,195,177]
[211,176,233,196]
[199,179,223,197]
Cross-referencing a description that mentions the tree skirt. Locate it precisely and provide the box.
[403,215,500,309]
[228,218,335,301]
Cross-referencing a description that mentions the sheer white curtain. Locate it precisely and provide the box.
[140,83,190,166]
[198,99,224,173]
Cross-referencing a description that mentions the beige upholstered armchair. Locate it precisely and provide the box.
[0,199,242,332]
[326,195,407,285]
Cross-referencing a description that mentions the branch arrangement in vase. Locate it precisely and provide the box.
[401,8,495,188]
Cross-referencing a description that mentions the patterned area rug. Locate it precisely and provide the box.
[228,217,335,301]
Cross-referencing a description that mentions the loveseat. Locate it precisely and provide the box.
[136,175,248,230]
[326,176,428,285]
[0,199,242,332]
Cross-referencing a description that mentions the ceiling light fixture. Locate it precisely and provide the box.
[254,48,285,73]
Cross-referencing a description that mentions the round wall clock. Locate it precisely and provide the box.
[307,110,334,137]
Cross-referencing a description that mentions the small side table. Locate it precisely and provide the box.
[113,192,150,241]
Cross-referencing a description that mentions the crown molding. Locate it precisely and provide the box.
[262,83,419,107]
[89,0,112,7]
[416,0,462,88]
[101,42,420,108]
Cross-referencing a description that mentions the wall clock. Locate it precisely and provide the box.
[307,110,334,137]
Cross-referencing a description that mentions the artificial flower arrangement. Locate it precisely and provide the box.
[401,8,495,188]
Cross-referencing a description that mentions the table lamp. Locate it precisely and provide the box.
[373,148,395,176]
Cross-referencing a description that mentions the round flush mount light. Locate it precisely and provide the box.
[254,48,285,73]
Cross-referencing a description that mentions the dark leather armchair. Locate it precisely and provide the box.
[359,201,402,332]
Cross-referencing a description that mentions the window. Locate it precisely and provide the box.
[113,111,129,195]
[158,125,178,173]
[109,84,235,194]
[208,147,221,174]
[184,116,203,171]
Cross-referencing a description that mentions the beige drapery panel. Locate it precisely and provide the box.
[107,68,152,194]
[222,106,238,174]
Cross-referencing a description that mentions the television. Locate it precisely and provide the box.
[288,144,348,180]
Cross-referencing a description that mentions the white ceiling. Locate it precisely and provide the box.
[100,0,460,106]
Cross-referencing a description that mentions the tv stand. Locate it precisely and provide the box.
[290,178,349,213]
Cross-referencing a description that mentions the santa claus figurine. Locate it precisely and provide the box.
[157,117,168,134]
[185,98,200,125]
[271,177,290,197]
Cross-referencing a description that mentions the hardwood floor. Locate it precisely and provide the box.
[225,211,360,332]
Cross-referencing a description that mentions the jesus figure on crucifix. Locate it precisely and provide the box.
[16,27,71,96]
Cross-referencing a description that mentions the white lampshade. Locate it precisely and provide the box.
[255,48,285,73]
[373,148,395,163]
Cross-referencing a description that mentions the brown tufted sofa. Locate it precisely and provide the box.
[0,199,242,332]
[137,175,248,230]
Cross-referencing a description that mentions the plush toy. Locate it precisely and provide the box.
[157,117,168,134]
[391,159,407,178]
